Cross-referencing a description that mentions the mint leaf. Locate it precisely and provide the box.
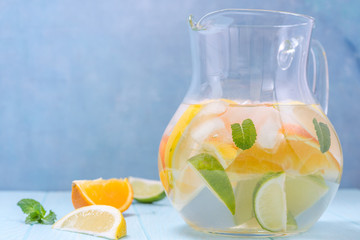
[25,212,41,224]
[34,202,46,216]
[17,198,57,225]
[42,210,57,225]
[231,119,257,150]
[17,199,41,214]
[313,118,331,153]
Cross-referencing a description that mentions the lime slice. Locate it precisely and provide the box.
[254,172,287,232]
[285,174,328,216]
[128,177,166,203]
[233,175,261,225]
[287,211,297,231]
[188,153,235,215]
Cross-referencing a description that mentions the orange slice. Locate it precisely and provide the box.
[72,178,133,212]
[227,124,341,179]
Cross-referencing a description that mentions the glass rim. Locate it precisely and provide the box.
[190,9,315,30]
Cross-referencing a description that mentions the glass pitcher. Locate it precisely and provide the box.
[158,9,342,237]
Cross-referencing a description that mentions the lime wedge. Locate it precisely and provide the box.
[285,174,328,216]
[254,172,287,232]
[188,153,235,215]
[233,175,261,225]
[287,211,297,231]
[128,177,166,203]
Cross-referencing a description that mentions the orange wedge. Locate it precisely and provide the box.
[72,178,133,212]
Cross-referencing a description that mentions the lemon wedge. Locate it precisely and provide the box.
[53,205,126,239]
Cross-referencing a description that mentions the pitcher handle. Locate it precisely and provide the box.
[310,40,329,114]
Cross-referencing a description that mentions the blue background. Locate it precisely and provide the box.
[0,0,359,190]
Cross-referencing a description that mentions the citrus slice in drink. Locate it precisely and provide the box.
[72,178,133,212]
[53,205,126,239]
[169,99,233,171]
[285,174,329,217]
[128,177,166,203]
[287,211,298,231]
[188,153,235,215]
[160,103,203,192]
[233,175,261,225]
[173,164,205,210]
[226,123,341,179]
[254,172,287,232]
[281,124,341,179]
[279,103,342,176]
[165,100,232,200]
[163,104,203,169]
[202,141,238,168]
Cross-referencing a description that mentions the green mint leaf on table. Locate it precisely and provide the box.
[313,118,331,153]
[42,211,57,225]
[188,153,235,215]
[17,199,40,214]
[231,119,257,150]
[25,212,41,224]
[17,199,57,225]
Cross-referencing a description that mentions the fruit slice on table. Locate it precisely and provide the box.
[188,153,235,215]
[53,205,126,240]
[285,174,329,217]
[254,172,287,232]
[72,178,133,212]
[128,177,166,203]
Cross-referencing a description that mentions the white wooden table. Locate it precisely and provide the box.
[1,189,360,240]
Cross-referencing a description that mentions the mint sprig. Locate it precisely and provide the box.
[231,119,257,150]
[313,118,331,153]
[17,199,57,225]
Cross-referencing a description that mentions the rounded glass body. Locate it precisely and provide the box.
[158,9,342,237]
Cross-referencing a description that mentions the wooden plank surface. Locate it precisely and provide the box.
[1,189,359,240]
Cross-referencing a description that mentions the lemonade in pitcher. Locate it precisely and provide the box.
[159,100,342,236]
[159,9,343,236]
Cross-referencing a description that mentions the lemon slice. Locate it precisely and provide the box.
[53,205,126,239]
[285,174,328,217]
[254,172,287,232]
[164,104,203,168]
[129,177,166,203]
